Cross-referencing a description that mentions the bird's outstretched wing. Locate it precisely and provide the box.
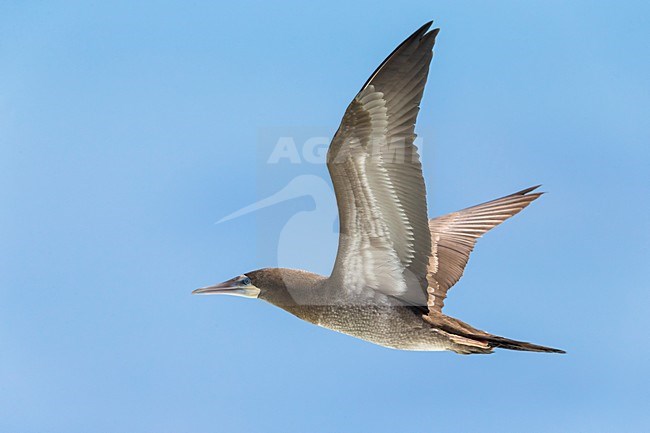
[327,22,439,306]
[426,186,543,313]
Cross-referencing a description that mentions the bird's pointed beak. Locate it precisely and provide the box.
[192,278,260,298]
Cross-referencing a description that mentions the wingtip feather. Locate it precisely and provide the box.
[419,20,434,33]
[515,185,542,195]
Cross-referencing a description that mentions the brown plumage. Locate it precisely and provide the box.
[195,22,564,355]
[427,185,543,313]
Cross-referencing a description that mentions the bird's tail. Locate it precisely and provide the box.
[424,314,565,355]
[469,333,565,354]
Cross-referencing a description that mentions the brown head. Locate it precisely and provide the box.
[193,268,325,307]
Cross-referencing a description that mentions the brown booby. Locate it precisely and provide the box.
[194,22,564,354]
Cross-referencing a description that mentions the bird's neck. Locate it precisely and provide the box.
[253,268,327,307]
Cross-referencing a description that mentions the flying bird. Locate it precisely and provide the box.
[195,22,564,354]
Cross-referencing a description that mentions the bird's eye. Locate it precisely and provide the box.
[241,277,251,286]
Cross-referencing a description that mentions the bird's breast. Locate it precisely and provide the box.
[285,305,448,351]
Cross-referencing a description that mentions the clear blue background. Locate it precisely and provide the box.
[2,1,649,431]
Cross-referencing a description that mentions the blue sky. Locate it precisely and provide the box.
[1,1,649,432]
